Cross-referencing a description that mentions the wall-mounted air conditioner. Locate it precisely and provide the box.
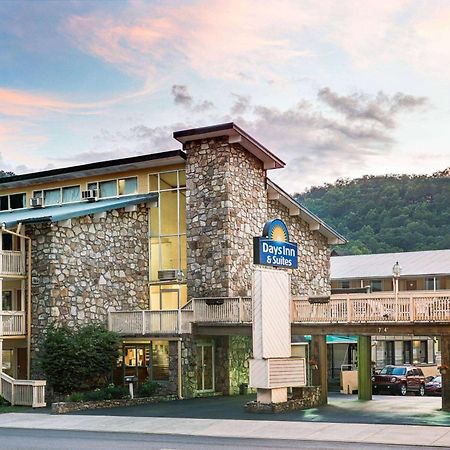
[81,189,98,202]
[29,197,43,208]
[158,270,177,281]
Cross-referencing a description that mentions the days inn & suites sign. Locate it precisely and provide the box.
[253,219,298,269]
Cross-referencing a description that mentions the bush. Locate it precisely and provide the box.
[0,396,10,406]
[67,384,129,403]
[137,379,160,398]
[39,324,120,394]
[67,392,84,403]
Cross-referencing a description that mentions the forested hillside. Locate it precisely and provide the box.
[296,169,450,255]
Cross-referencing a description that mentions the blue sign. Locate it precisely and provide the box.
[253,219,298,269]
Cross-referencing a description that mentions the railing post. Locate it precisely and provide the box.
[410,294,414,322]
[238,298,243,323]
[142,310,146,335]
[347,295,352,323]
[177,309,181,333]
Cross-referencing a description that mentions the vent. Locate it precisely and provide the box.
[158,270,177,281]
[29,197,43,208]
[81,189,98,202]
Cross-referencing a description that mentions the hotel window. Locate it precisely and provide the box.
[33,186,81,206]
[425,277,440,290]
[370,280,382,292]
[149,170,187,308]
[0,193,26,211]
[341,280,350,289]
[87,177,138,198]
[2,291,13,311]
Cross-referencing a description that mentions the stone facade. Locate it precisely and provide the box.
[185,137,267,299]
[28,205,150,377]
[185,135,330,299]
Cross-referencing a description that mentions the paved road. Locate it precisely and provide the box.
[0,428,442,450]
[72,393,450,427]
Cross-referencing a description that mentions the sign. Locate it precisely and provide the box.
[253,219,298,269]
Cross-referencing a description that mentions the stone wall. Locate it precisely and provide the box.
[229,336,253,395]
[28,205,150,377]
[267,200,330,296]
[185,137,267,299]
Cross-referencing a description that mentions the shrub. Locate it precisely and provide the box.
[137,379,160,398]
[67,392,84,403]
[39,324,120,394]
[66,384,129,403]
[0,396,10,406]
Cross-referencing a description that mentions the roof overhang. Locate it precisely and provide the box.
[0,151,186,190]
[267,179,346,245]
[0,193,158,229]
[173,122,285,170]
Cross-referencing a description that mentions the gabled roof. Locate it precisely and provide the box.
[0,194,157,228]
[267,179,346,245]
[331,249,450,279]
[0,151,186,190]
[173,122,285,170]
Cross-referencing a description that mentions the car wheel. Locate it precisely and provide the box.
[417,384,425,397]
[400,384,407,396]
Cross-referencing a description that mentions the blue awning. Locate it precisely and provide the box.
[304,335,357,344]
[0,193,157,228]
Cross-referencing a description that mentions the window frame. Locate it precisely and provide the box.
[0,192,26,211]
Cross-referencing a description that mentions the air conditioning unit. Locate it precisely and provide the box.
[29,197,43,208]
[158,270,177,281]
[81,189,98,202]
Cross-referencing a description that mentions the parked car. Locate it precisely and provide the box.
[372,365,426,396]
[425,376,442,396]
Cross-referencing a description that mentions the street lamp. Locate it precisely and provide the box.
[392,261,402,321]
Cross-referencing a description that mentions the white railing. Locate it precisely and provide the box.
[0,372,46,408]
[293,291,450,323]
[191,297,252,323]
[108,310,180,335]
[0,251,25,275]
[1,312,25,336]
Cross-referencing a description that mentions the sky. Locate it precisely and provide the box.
[0,0,449,193]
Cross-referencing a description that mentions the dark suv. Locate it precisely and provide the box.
[372,366,426,396]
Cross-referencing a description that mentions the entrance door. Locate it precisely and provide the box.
[196,343,215,392]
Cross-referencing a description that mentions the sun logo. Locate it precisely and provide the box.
[263,219,289,243]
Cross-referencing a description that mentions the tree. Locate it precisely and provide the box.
[39,325,120,394]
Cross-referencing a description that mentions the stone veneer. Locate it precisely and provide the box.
[28,205,150,377]
[185,135,330,299]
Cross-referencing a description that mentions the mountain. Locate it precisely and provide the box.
[295,168,450,255]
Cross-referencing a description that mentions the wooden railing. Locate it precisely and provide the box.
[190,297,252,323]
[0,372,46,408]
[1,311,25,336]
[108,310,180,335]
[292,291,450,323]
[0,251,25,276]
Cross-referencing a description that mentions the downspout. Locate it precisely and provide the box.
[1,224,32,379]
[177,338,183,399]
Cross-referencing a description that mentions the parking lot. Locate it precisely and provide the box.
[73,393,450,427]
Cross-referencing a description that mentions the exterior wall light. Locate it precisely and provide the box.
[392,261,402,278]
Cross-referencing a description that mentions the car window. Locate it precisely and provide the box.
[380,367,406,375]
[434,376,441,383]
[407,370,414,376]
[416,368,423,376]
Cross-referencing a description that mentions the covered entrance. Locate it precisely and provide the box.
[196,342,215,393]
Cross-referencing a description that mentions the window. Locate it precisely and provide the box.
[87,177,138,198]
[426,277,440,291]
[370,280,383,292]
[0,193,26,210]
[99,180,117,198]
[62,186,81,203]
[33,186,81,206]
[118,177,137,195]
[44,188,61,206]
[2,291,13,311]
[341,280,350,289]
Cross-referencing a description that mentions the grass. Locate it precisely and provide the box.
[0,405,22,414]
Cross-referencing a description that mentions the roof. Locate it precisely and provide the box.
[331,249,450,280]
[0,151,186,190]
[173,122,285,170]
[266,179,347,245]
[0,194,157,228]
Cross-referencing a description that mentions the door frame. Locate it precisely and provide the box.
[196,342,215,393]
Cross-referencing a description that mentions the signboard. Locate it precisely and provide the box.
[253,219,298,269]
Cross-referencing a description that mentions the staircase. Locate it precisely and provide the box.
[0,372,46,408]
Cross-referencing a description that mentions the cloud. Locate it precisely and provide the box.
[317,88,427,128]
[231,94,251,115]
[170,85,214,112]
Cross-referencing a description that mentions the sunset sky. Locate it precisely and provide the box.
[1,0,449,192]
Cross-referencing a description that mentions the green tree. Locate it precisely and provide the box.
[39,325,120,394]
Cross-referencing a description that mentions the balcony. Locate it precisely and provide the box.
[0,251,25,276]
[1,311,26,336]
[108,310,180,335]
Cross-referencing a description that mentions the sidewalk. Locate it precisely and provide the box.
[0,412,449,447]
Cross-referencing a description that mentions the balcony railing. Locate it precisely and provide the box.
[108,310,180,335]
[293,291,450,323]
[1,311,26,336]
[0,251,25,276]
[189,297,252,323]
[0,372,46,408]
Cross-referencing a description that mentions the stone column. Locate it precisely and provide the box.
[358,336,372,400]
[311,335,328,405]
[441,335,450,411]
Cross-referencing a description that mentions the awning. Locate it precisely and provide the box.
[0,193,157,228]
[304,335,357,344]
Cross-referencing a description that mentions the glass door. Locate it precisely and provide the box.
[196,343,215,392]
